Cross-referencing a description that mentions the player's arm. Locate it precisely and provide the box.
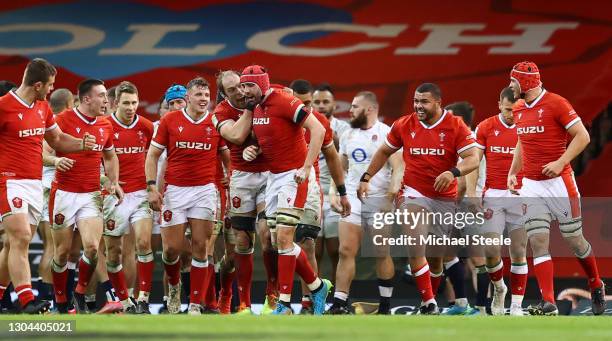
[219,147,231,188]
[542,121,590,178]
[434,147,479,192]
[295,113,325,183]
[508,140,522,191]
[322,144,350,217]
[145,145,164,211]
[387,152,404,199]
[44,126,96,153]
[215,109,254,145]
[465,148,484,197]
[358,144,397,201]
[102,148,124,202]
[42,140,75,172]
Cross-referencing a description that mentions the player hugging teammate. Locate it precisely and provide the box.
[0,58,605,316]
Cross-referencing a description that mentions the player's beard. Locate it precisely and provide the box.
[350,109,367,128]
[416,108,434,122]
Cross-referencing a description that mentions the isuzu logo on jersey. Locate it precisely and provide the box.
[253,117,270,125]
[115,146,145,154]
[91,143,104,151]
[409,148,445,155]
[489,146,515,154]
[18,127,44,137]
[517,126,545,135]
[175,141,212,150]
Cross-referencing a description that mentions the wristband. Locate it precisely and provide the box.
[336,184,347,196]
[449,167,461,178]
[360,172,371,183]
[147,180,157,186]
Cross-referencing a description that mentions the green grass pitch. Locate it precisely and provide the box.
[0,315,610,340]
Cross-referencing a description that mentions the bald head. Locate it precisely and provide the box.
[49,88,74,114]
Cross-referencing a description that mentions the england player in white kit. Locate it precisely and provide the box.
[328,91,403,314]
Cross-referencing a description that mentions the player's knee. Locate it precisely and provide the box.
[83,244,99,259]
[53,251,69,265]
[339,243,357,258]
[106,243,121,261]
[136,237,151,254]
[9,229,32,248]
[163,245,181,261]
[191,237,207,252]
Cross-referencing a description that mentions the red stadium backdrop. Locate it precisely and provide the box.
[1,0,611,277]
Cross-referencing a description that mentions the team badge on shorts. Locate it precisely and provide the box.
[522,203,528,215]
[11,197,22,209]
[484,208,494,220]
[54,213,65,225]
[232,196,241,209]
[106,219,116,231]
[163,210,173,222]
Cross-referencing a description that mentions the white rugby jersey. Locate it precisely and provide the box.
[339,120,392,197]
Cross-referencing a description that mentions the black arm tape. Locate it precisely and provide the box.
[295,107,309,124]
[360,172,371,183]
[257,211,267,221]
[336,184,347,196]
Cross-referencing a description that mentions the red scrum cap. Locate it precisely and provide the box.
[510,61,542,93]
[240,65,270,94]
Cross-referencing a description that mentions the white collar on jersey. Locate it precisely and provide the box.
[260,88,274,105]
[181,108,209,124]
[9,90,35,109]
[497,113,515,129]
[73,108,97,125]
[111,112,139,129]
[524,89,547,108]
[419,109,448,129]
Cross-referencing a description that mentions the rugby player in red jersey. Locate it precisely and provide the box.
[50,78,121,313]
[469,87,528,316]
[0,59,95,314]
[145,77,229,315]
[360,83,479,314]
[237,65,332,315]
[508,61,605,315]
[103,81,155,313]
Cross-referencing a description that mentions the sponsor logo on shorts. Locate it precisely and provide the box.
[106,219,116,231]
[522,203,528,215]
[163,210,173,222]
[11,197,23,209]
[54,213,65,225]
[232,196,241,209]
